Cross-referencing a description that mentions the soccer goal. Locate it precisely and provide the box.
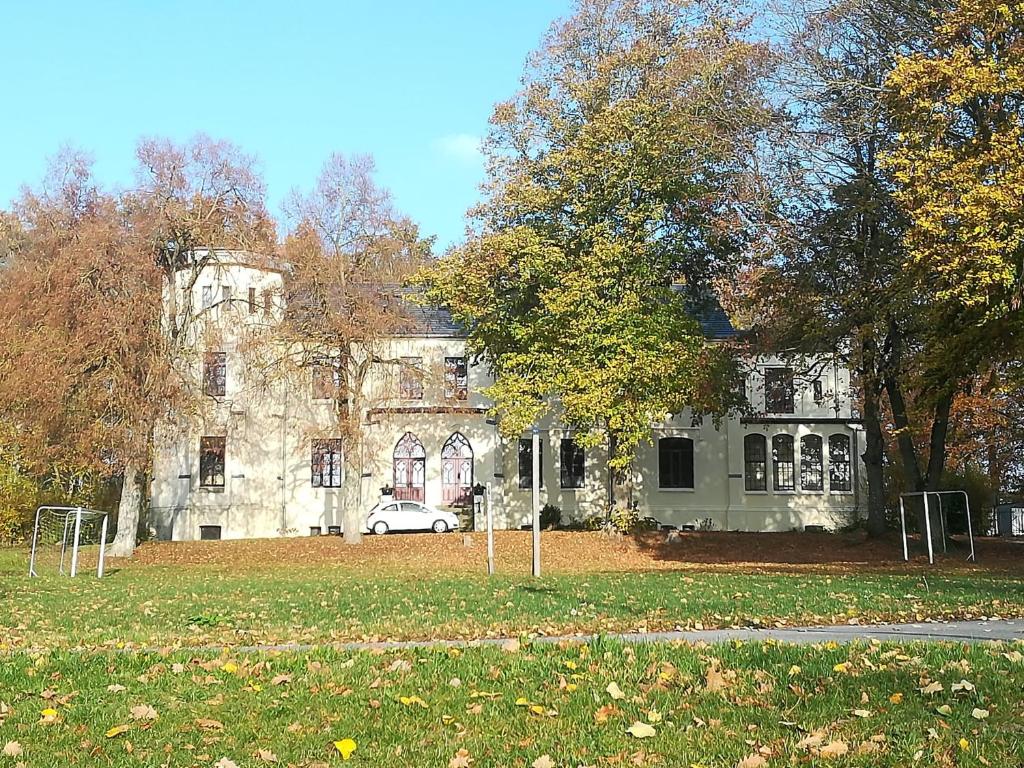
[898,490,976,566]
[28,506,112,578]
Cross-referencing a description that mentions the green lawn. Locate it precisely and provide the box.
[1,640,1022,766]
[2,547,1023,652]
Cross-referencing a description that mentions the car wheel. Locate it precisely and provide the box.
[372,520,389,535]
[431,519,448,533]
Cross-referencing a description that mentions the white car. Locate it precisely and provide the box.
[365,500,460,535]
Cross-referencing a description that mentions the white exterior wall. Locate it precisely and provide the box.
[150,253,866,541]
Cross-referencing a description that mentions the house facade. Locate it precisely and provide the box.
[149,251,866,541]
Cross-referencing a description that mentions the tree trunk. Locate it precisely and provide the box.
[109,461,142,558]
[860,336,888,538]
[343,504,364,545]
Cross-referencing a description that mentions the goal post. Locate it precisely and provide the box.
[28,506,112,578]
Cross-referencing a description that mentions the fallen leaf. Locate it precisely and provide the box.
[215,759,239,768]
[334,739,357,760]
[819,741,849,759]
[106,684,127,693]
[270,674,292,686]
[936,705,953,716]
[972,708,990,720]
[196,718,225,731]
[626,722,656,739]
[105,724,131,739]
[920,681,943,695]
[736,755,767,768]
[532,755,555,768]
[2,742,23,757]
[852,709,871,718]
[255,748,278,763]
[130,704,158,721]
[449,748,473,768]
[606,682,625,700]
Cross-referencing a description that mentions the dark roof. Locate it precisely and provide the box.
[399,299,464,337]
[400,285,738,340]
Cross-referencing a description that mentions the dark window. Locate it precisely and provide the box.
[765,368,795,414]
[203,352,226,397]
[559,439,585,489]
[311,439,343,488]
[444,356,468,400]
[812,379,824,404]
[772,434,795,491]
[800,434,824,491]
[262,289,272,315]
[312,358,345,401]
[829,434,852,492]
[201,285,213,309]
[518,438,544,489]
[658,437,694,489]
[199,437,226,489]
[400,357,424,400]
[247,286,257,313]
[221,284,231,307]
[743,433,767,491]
[199,525,222,540]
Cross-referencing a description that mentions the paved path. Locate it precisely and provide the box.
[207,619,1023,655]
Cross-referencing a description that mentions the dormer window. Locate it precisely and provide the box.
[764,368,795,414]
[444,357,468,400]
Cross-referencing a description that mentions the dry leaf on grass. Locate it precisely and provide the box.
[130,704,157,721]
[2,741,23,757]
[819,741,849,759]
[736,755,767,768]
[532,756,555,768]
[606,682,625,700]
[626,722,656,739]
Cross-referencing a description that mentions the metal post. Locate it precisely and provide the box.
[899,497,909,562]
[531,426,541,578]
[69,507,83,578]
[962,490,976,562]
[28,506,42,577]
[923,493,934,565]
[97,514,109,578]
[59,513,72,576]
[938,494,947,554]
[486,482,495,576]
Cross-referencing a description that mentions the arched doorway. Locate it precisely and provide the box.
[441,432,473,507]
[393,432,425,501]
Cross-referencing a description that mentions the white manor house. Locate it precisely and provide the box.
[150,251,867,541]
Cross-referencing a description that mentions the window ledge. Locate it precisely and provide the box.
[198,486,226,494]
[744,490,770,495]
[657,487,696,493]
[829,490,855,496]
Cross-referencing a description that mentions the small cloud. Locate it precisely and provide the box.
[434,133,483,167]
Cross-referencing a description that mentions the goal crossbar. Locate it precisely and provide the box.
[899,490,975,565]
[28,505,111,578]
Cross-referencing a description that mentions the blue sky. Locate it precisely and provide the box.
[1,1,572,251]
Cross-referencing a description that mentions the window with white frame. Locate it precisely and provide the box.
[765,368,795,414]
[800,434,824,491]
[311,439,343,488]
[559,439,585,489]
[829,434,852,492]
[772,434,795,491]
[518,438,543,489]
[658,437,694,489]
[744,433,767,491]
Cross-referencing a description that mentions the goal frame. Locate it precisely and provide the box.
[28,505,110,578]
[899,490,975,565]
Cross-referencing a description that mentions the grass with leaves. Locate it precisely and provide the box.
[2,639,1023,766]
[2,540,1024,652]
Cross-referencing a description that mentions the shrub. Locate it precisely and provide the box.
[0,461,40,545]
[540,503,562,530]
